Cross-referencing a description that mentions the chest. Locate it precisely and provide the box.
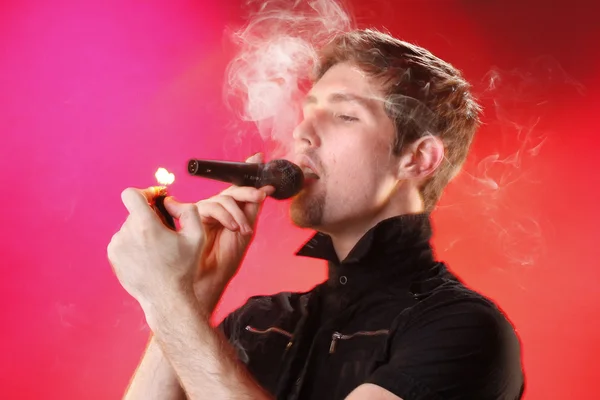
[235,295,417,400]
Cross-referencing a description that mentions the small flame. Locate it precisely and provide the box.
[155,167,175,186]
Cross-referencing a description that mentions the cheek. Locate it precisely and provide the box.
[327,140,389,179]
[326,163,378,200]
[325,136,368,166]
[324,151,394,205]
[320,124,393,183]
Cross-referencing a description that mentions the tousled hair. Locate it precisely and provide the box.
[314,29,482,210]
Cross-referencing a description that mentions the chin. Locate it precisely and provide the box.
[290,190,324,229]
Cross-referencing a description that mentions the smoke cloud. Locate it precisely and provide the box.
[220,1,585,271]
[224,0,351,154]
[441,56,585,268]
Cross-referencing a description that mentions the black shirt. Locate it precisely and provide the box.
[218,213,525,400]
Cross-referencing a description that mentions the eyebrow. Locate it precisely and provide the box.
[303,92,378,115]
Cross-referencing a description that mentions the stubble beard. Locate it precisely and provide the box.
[290,189,326,229]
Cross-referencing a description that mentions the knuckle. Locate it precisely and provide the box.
[107,234,120,258]
[221,184,239,193]
[217,194,236,204]
[243,187,264,202]
[198,200,224,216]
[215,195,242,212]
[194,199,205,209]
[253,190,266,201]
[120,187,136,201]
[194,199,210,212]
[222,186,246,199]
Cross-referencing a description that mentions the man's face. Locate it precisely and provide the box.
[290,62,400,232]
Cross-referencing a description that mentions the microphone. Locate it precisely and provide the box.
[187,159,304,200]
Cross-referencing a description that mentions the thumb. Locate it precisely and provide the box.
[163,197,203,240]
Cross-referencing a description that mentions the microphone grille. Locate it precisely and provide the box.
[261,159,304,200]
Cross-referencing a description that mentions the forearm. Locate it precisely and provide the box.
[124,335,186,400]
[144,290,271,400]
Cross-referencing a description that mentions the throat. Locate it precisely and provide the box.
[327,224,373,263]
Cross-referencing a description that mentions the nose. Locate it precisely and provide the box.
[292,117,321,149]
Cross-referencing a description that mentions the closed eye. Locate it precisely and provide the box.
[336,114,359,122]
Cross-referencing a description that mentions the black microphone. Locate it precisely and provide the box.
[187,159,304,200]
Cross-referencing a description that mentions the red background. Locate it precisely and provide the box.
[1,1,599,398]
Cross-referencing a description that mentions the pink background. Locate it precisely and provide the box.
[1,1,599,398]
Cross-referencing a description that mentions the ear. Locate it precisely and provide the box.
[396,135,445,181]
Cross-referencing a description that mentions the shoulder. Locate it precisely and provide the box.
[405,287,519,345]
[399,268,523,375]
[410,290,520,348]
[396,264,523,362]
[374,270,525,398]
[406,263,517,332]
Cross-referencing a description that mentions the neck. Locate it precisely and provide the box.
[326,189,424,262]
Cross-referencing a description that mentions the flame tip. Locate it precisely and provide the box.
[155,166,175,186]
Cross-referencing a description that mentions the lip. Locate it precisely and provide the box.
[296,154,321,178]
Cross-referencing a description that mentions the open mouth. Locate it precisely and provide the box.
[301,167,320,180]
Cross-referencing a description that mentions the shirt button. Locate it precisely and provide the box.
[339,276,348,285]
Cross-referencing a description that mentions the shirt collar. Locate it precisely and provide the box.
[295,213,436,290]
[295,213,433,265]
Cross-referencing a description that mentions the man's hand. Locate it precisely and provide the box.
[167,152,274,311]
[108,153,273,315]
[108,153,275,400]
[107,186,204,309]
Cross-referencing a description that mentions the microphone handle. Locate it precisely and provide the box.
[187,159,263,188]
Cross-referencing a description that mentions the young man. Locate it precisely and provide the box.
[108,30,525,399]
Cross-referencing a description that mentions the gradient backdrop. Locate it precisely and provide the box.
[1,1,599,398]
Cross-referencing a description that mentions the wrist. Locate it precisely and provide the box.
[193,278,228,313]
[142,286,209,332]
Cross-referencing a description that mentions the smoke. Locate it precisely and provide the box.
[474,56,583,195]
[221,2,585,271]
[224,0,351,155]
[440,56,585,269]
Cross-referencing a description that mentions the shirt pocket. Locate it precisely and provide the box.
[327,329,390,399]
[239,324,294,392]
[328,329,389,356]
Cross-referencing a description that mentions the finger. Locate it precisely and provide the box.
[195,201,241,231]
[211,195,253,234]
[245,194,269,223]
[163,198,202,239]
[246,152,264,163]
[259,185,276,196]
[121,187,162,221]
[220,185,270,203]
